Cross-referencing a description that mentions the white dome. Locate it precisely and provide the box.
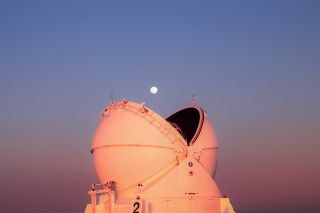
[91,100,219,195]
[92,100,187,191]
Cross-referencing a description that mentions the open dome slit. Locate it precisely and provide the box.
[166,107,203,146]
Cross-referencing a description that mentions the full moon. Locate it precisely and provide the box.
[150,86,158,94]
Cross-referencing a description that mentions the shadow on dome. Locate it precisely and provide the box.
[166,107,203,146]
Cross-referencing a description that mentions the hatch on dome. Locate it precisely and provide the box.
[166,106,204,146]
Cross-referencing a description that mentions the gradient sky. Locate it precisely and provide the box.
[1,1,320,212]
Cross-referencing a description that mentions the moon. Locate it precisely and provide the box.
[150,86,158,94]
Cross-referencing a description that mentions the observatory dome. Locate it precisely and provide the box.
[91,100,219,194]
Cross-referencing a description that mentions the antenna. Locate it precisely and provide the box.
[191,94,197,106]
[109,92,115,104]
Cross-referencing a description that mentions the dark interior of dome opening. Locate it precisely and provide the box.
[166,108,201,146]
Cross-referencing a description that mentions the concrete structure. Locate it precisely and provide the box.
[85,100,235,213]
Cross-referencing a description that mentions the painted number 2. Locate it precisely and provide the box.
[133,201,140,213]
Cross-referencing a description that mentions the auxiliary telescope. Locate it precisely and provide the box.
[84,99,235,213]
